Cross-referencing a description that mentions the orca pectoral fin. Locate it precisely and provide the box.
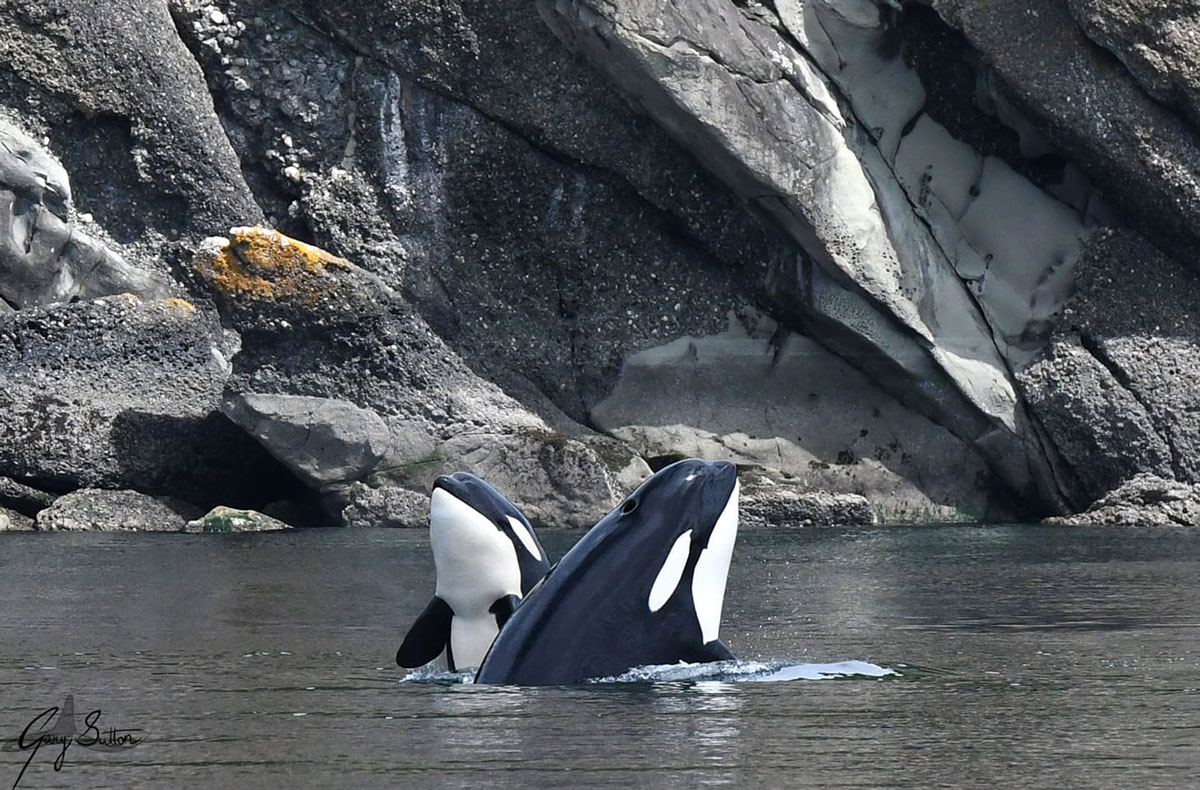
[683,639,738,664]
[489,594,522,629]
[396,596,454,668]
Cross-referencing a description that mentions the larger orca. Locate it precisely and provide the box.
[475,458,740,685]
[396,473,549,672]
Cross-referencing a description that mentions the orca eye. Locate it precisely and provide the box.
[621,498,638,514]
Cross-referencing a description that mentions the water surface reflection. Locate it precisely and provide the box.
[1,526,1198,788]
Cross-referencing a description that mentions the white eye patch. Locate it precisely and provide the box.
[507,515,542,561]
[648,529,692,613]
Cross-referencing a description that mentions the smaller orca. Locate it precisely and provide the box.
[396,473,549,672]
[475,458,740,685]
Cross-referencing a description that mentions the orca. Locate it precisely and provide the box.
[475,458,740,685]
[396,472,549,672]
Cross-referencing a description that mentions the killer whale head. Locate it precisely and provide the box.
[396,472,550,672]
[475,458,740,685]
[428,472,548,595]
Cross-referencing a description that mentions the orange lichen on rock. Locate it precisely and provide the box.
[157,297,196,313]
[195,226,351,305]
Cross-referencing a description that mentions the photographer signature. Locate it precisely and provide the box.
[1,695,143,789]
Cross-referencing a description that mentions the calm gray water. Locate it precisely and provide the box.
[1,525,1198,788]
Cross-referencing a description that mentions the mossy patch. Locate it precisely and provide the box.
[369,446,447,485]
[203,514,235,533]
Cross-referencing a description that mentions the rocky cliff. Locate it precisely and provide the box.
[1,0,1196,528]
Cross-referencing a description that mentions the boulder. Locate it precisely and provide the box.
[184,506,293,533]
[1045,474,1200,527]
[372,431,649,529]
[0,294,306,507]
[343,431,650,529]
[341,483,429,529]
[0,505,33,531]
[1016,228,1200,509]
[0,475,57,517]
[1017,338,1174,508]
[222,393,391,491]
[35,488,196,531]
[741,472,877,528]
[342,430,648,529]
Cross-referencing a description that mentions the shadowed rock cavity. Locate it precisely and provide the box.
[0,294,312,516]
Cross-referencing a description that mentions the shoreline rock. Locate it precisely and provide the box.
[1044,474,1200,527]
[184,506,294,533]
[2,3,1199,527]
[35,488,199,532]
[740,471,877,528]
[0,505,33,531]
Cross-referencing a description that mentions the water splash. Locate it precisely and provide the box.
[593,659,897,684]
[399,660,896,685]
[398,669,476,685]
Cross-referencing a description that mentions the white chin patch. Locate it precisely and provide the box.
[648,529,692,613]
[429,488,493,539]
[691,480,739,644]
[429,488,521,611]
[507,515,542,561]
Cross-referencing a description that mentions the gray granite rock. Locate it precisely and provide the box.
[341,483,429,529]
[0,294,304,507]
[593,310,1010,522]
[363,430,644,529]
[741,472,877,528]
[1045,474,1200,527]
[0,0,262,252]
[0,116,172,309]
[3,0,1198,527]
[922,0,1200,267]
[222,393,391,491]
[1067,0,1200,130]
[196,227,641,527]
[539,0,1066,514]
[1017,337,1175,509]
[35,488,194,531]
[184,506,293,533]
[170,0,762,428]
[1017,227,1200,509]
[0,505,33,531]
[0,475,57,517]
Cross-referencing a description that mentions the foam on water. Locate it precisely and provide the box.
[398,668,477,685]
[398,660,897,686]
[593,659,896,684]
